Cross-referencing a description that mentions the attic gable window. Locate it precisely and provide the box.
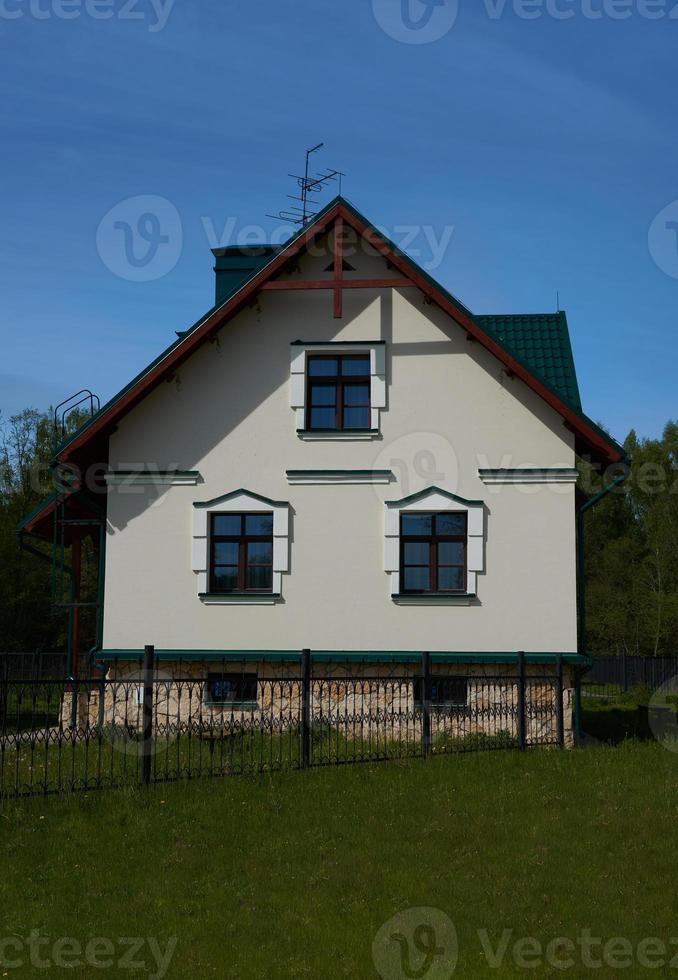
[290,342,386,439]
[307,354,371,431]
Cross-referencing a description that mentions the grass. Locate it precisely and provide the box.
[3,742,678,977]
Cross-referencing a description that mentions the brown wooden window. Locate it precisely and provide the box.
[306,354,371,431]
[210,513,273,593]
[400,512,467,594]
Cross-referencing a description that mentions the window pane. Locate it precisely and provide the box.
[212,568,238,592]
[212,515,241,536]
[343,384,370,406]
[310,408,337,430]
[341,356,370,376]
[401,514,433,536]
[308,358,338,377]
[438,566,465,591]
[310,384,336,407]
[403,567,430,591]
[247,541,273,565]
[207,674,258,704]
[343,407,370,429]
[247,564,273,590]
[436,513,467,536]
[438,542,465,565]
[245,515,273,536]
[214,542,238,565]
[404,542,429,565]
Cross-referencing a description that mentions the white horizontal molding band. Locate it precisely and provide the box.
[286,470,393,486]
[105,471,201,487]
[478,468,579,485]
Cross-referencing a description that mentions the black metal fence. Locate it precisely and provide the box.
[582,655,678,699]
[0,649,567,800]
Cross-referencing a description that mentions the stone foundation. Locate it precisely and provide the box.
[61,660,574,749]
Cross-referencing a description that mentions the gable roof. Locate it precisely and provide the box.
[476,313,581,413]
[53,195,624,469]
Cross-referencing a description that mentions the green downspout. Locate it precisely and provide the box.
[576,471,629,737]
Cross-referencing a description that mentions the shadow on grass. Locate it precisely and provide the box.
[582,699,654,744]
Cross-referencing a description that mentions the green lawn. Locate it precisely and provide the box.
[3,742,678,977]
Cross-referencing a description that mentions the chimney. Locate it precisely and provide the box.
[211,245,279,307]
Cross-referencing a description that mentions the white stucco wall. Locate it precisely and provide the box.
[102,245,577,654]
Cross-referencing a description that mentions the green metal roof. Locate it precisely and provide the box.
[476,312,581,412]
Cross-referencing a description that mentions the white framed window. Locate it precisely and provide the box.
[192,489,289,604]
[289,341,386,438]
[384,487,485,603]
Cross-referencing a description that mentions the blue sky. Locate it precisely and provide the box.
[1,0,676,444]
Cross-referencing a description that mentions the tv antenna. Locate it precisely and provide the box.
[268,143,344,226]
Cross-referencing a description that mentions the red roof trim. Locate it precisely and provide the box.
[58,201,621,465]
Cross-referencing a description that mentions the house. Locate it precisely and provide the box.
[19,197,625,750]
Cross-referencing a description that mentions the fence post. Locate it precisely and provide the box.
[0,656,7,735]
[141,645,154,787]
[555,655,565,749]
[300,649,311,769]
[517,651,526,751]
[421,652,431,759]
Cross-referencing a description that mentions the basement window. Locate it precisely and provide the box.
[414,677,468,707]
[205,672,258,708]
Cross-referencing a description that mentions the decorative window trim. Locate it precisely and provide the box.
[105,470,201,487]
[478,468,578,485]
[384,487,485,601]
[286,469,393,486]
[290,341,386,434]
[192,489,289,603]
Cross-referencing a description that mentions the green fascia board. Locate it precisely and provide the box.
[193,488,288,510]
[54,193,624,465]
[94,649,586,665]
[386,485,484,508]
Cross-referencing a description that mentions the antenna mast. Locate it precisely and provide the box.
[268,143,344,226]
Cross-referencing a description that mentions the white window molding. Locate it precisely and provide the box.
[478,468,578,485]
[290,341,386,435]
[105,470,201,487]
[286,470,393,486]
[192,489,289,603]
[384,486,485,600]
